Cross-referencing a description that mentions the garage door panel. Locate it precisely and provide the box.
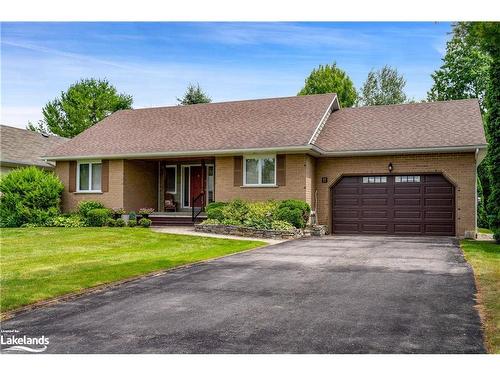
[394,223,422,234]
[394,210,421,219]
[361,210,389,219]
[333,210,359,219]
[361,223,389,233]
[362,197,388,205]
[332,174,455,236]
[394,198,421,206]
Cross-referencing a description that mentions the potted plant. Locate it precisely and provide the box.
[112,208,125,220]
[138,208,155,219]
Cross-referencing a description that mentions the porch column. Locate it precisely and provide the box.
[201,159,206,208]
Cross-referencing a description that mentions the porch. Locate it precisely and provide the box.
[132,157,215,226]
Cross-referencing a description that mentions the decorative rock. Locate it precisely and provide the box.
[194,224,303,240]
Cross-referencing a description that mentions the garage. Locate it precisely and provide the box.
[331,174,455,236]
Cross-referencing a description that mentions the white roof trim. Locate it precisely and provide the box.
[312,144,488,157]
[43,145,320,161]
[308,94,338,145]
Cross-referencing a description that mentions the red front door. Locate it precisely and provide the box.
[190,166,203,207]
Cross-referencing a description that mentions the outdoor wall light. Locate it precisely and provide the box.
[388,162,393,173]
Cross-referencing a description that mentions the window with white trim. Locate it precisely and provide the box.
[395,175,421,183]
[77,161,102,192]
[362,176,387,184]
[244,156,276,186]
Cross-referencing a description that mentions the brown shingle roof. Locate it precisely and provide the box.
[47,94,336,158]
[315,99,486,153]
[0,125,68,168]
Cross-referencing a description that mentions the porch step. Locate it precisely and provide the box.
[150,215,206,226]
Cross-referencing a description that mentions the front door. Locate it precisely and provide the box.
[190,166,203,207]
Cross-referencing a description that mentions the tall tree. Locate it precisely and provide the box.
[470,22,500,240]
[177,83,212,105]
[427,23,493,228]
[358,65,408,106]
[298,63,357,107]
[28,78,133,138]
[427,23,491,112]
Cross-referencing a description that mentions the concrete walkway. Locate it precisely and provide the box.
[152,225,287,244]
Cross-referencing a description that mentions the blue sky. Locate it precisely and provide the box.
[1,22,451,128]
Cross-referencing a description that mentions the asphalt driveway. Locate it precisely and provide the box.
[1,236,485,353]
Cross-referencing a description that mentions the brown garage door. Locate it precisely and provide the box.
[331,174,455,236]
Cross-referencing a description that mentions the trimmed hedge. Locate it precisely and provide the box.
[86,208,111,227]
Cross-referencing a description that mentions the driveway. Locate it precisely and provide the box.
[1,236,485,353]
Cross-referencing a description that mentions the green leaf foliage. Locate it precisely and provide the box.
[0,167,64,227]
[177,83,212,105]
[358,65,408,106]
[86,208,111,227]
[28,78,133,138]
[298,63,357,107]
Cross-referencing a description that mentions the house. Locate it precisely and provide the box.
[44,94,487,237]
[0,124,68,175]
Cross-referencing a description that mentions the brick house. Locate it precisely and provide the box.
[44,94,487,237]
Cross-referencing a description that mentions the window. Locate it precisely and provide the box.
[165,166,177,193]
[395,175,421,183]
[362,176,387,184]
[244,156,276,186]
[77,161,102,192]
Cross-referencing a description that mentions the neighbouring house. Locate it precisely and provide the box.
[44,94,487,237]
[0,124,68,175]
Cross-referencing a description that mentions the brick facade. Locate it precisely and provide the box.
[56,159,157,212]
[315,153,477,237]
[215,155,312,204]
[56,152,477,237]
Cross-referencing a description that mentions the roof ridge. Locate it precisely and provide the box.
[130,93,337,112]
[338,98,479,111]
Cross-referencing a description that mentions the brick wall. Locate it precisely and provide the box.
[315,153,477,237]
[56,160,125,212]
[215,154,312,204]
[123,160,157,211]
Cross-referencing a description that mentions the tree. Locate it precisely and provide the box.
[177,83,212,105]
[28,78,133,138]
[469,22,500,240]
[358,65,408,106]
[427,23,491,112]
[298,63,357,107]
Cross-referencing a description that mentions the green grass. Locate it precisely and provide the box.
[0,227,265,313]
[461,239,500,353]
[478,228,493,234]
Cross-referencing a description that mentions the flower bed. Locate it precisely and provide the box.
[194,223,303,240]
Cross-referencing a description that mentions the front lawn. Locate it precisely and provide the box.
[0,228,265,313]
[461,240,500,353]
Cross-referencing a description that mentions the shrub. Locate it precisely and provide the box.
[129,211,137,222]
[244,200,279,228]
[106,218,117,227]
[201,218,221,225]
[0,166,64,227]
[221,199,248,224]
[494,228,500,244]
[221,218,242,226]
[49,215,86,227]
[78,200,105,218]
[206,201,227,221]
[139,218,152,228]
[271,220,295,231]
[86,208,111,227]
[115,218,126,227]
[112,208,125,216]
[275,199,311,228]
[128,220,137,228]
